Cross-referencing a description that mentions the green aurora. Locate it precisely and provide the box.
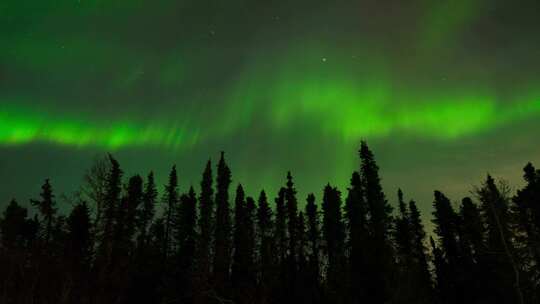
[1,0,539,216]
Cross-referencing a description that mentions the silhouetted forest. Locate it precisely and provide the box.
[1,141,539,304]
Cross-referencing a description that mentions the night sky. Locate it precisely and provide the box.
[1,0,539,219]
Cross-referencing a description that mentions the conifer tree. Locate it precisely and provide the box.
[477,175,523,304]
[432,190,462,304]
[275,187,287,263]
[175,187,197,301]
[138,172,157,249]
[512,163,540,298]
[213,152,232,295]
[359,141,394,303]
[163,166,179,259]
[1,200,28,249]
[66,201,93,268]
[304,194,321,302]
[274,187,288,302]
[285,172,299,265]
[232,184,247,292]
[31,179,57,245]
[96,154,123,264]
[197,160,214,283]
[322,184,345,302]
[359,141,392,240]
[116,175,143,255]
[64,201,93,302]
[458,197,487,303]
[408,199,433,303]
[395,189,411,263]
[305,193,320,279]
[257,190,274,301]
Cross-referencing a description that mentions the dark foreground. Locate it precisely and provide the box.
[1,142,538,304]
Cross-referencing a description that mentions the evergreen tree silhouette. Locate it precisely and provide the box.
[256,190,274,304]
[213,152,232,297]
[296,211,311,303]
[305,193,321,301]
[477,175,523,304]
[432,190,462,304]
[458,197,488,303]
[1,145,539,304]
[0,200,34,303]
[395,189,411,263]
[512,163,540,301]
[127,172,159,304]
[96,154,122,266]
[94,154,123,304]
[116,175,143,256]
[274,187,288,302]
[64,201,93,302]
[359,141,394,303]
[231,184,247,296]
[174,186,197,303]
[430,236,452,304]
[245,196,256,302]
[322,184,345,303]
[408,200,433,303]
[0,199,29,249]
[30,179,57,245]
[163,165,179,259]
[344,171,368,304]
[393,189,414,303]
[197,160,214,287]
[137,172,157,250]
[285,172,299,271]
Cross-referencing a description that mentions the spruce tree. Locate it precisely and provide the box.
[322,184,345,302]
[96,154,122,264]
[344,171,368,303]
[30,179,57,245]
[64,201,93,302]
[176,187,197,301]
[213,152,232,295]
[458,197,487,303]
[431,190,463,304]
[66,201,92,269]
[285,172,298,265]
[163,165,179,259]
[116,175,143,255]
[257,190,274,301]
[137,172,157,249]
[359,141,394,303]
[359,141,392,240]
[512,163,540,299]
[305,193,320,281]
[197,160,214,283]
[275,187,287,263]
[477,175,523,304]
[0,199,29,250]
[408,200,433,303]
[393,189,414,303]
[395,189,411,264]
[231,184,247,293]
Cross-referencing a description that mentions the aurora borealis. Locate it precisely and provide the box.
[1,0,539,215]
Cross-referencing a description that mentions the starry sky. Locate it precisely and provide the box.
[1,0,539,218]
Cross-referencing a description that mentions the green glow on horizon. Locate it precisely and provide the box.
[1,92,538,149]
[0,103,200,149]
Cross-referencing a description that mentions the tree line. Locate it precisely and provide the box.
[1,141,539,304]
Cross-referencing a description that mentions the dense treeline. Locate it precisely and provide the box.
[1,141,539,304]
